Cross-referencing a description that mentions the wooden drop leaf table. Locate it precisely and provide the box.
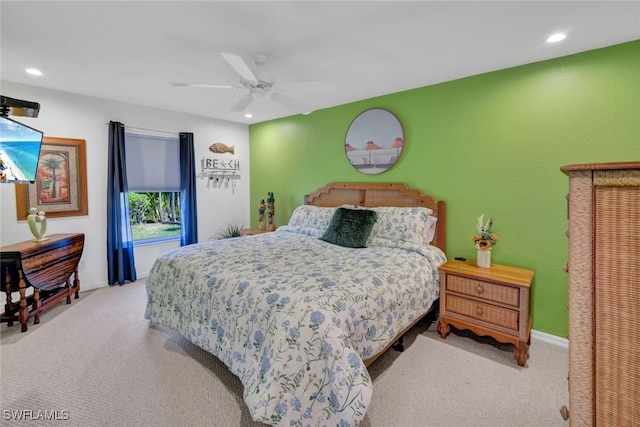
[1,233,84,332]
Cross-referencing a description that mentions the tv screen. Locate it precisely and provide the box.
[0,115,43,184]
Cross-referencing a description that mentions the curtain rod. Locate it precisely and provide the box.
[106,122,180,136]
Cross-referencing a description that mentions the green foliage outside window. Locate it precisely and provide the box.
[128,192,181,241]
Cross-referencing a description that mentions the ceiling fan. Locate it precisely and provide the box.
[171,53,333,114]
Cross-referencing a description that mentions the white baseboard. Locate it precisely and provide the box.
[78,274,149,293]
[531,329,568,349]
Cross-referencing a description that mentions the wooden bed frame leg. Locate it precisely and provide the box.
[391,336,404,352]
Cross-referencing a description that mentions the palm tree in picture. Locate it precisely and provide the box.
[41,154,65,199]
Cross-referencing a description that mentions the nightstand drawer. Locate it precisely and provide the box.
[446,295,519,331]
[446,275,519,307]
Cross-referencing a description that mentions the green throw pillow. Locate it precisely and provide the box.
[319,207,378,248]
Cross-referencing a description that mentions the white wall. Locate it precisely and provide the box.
[0,81,250,291]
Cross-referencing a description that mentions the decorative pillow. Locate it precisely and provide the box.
[287,205,337,232]
[319,208,378,248]
[365,206,433,246]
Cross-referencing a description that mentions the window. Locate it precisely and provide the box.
[125,132,181,243]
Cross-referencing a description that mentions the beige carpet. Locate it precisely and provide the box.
[0,280,568,427]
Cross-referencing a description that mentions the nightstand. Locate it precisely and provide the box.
[437,258,534,366]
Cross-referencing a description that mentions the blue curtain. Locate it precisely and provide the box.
[107,121,137,285]
[179,132,198,245]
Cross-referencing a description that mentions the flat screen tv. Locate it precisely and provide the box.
[0,115,44,184]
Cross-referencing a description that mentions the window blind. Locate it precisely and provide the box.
[125,132,180,192]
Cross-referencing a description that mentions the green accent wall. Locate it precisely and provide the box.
[249,40,640,338]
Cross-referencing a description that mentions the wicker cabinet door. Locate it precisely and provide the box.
[593,177,640,426]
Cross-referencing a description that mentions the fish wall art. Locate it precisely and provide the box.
[209,142,235,155]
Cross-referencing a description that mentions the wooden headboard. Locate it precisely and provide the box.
[305,182,446,253]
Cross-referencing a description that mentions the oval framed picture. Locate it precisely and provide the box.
[344,108,404,175]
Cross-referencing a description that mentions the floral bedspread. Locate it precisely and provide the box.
[145,228,446,426]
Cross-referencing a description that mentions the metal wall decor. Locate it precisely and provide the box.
[200,141,241,183]
[345,108,404,175]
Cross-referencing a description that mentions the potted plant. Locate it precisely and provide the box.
[471,215,499,268]
[216,224,244,239]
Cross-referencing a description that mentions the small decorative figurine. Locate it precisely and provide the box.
[27,207,48,242]
[267,192,276,231]
[258,199,266,230]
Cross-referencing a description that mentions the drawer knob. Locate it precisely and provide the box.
[476,285,484,294]
[476,306,483,316]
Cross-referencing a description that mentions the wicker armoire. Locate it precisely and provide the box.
[561,161,640,426]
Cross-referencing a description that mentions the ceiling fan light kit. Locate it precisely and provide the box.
[171,52,332,116]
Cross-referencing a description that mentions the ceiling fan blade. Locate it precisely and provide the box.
[170,82,238,89]
[230,93,253,112]
[221,53,259,84]
[270,92,312,113]
[273,81,335,93]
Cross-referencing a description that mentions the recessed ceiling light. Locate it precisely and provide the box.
[25,68,43,76]
[547,33,567,43]
[244,113,253,118]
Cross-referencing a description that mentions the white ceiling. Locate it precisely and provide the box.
[2,1,639,125]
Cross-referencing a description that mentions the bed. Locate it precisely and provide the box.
[145,182,447,426]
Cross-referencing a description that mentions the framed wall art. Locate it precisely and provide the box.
[345,108,404,175]
[15,136,88,219]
